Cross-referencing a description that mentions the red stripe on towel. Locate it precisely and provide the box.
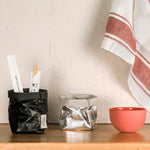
[137,51,150,65]
[131,73,150,97]
[105,17,136,53]
[104,34,135,56]
[132,56,150,91]
[109,12,132,29]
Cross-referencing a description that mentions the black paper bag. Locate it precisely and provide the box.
[8,88,48,134]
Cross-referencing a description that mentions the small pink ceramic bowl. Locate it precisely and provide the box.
[109,107,146,133]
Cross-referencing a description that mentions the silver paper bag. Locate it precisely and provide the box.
[59,94,97,130]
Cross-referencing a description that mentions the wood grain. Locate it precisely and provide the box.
[0,124,150,150]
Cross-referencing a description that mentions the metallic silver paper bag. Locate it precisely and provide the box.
[59,94,97,130]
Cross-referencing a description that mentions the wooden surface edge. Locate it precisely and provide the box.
[1,143,150,150]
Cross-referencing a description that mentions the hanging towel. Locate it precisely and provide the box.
[101,0,150,110]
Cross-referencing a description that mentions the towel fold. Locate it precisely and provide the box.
[101,0,150,110]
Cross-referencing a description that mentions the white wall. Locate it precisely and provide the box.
[0,0,149,123]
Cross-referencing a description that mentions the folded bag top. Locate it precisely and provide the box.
[8,88,47,101]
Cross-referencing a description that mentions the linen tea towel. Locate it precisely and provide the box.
[101,0,150,110]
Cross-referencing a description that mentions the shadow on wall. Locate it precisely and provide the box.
[85,0,113,50]
[96,97,113,123]
[84,0,131,96]
[48,69,64,123]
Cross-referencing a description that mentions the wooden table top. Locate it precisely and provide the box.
[0,124,150,150]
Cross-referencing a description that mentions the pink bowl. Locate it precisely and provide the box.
[109,107,146,133]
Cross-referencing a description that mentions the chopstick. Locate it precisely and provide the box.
[33,65,39,77]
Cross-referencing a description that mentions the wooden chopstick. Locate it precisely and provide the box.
[33,65,39,76]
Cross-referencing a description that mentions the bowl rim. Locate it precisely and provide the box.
[109,107,146,111]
